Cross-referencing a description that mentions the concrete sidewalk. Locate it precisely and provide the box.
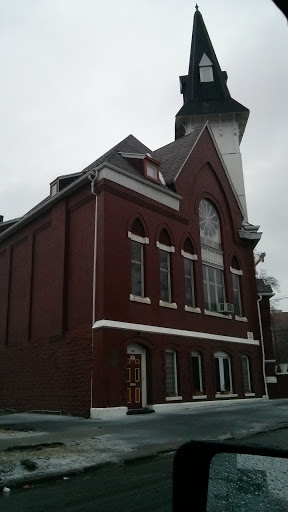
[1,398,288,488]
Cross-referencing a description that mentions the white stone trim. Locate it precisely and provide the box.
[159,300,177,309]
[90,406,127,420]
[129,295,151,305]
[165,396,183,402]
[193,394,208,400]
[265,359,276,363]
[266,376,277,384]
[204,310,232,320]
[185,306,201,314]
[152,397,267,413]
[245,393,256,397]
[235,315,248,322]
[181,250,198,260]
[93,319,260,345]
[128,232,149,244]
[215,394,238,399]
[230,267,243,276]
[156,241,175,253]
[98,164,180,210]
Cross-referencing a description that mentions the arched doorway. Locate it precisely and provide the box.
[127,344,147,409]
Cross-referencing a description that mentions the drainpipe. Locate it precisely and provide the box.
[257,294,269,399]
[88,170,99,411]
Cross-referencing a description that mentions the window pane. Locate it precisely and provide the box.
[160,250,169,270]
[233,274,242,317]
[215,358,221,392]
[131,240,142,263]
[131,262,142,296]
[166,352,177,396]
[223,358,231,392]
[131,241,143,297]
[185,276,193,306]
[160,250,171,302]
[160,269,170,302]
[192,356,202,392]
[241,356,251,392]
[210,283,217,312]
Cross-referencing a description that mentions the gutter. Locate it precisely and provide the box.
[0,163,181,244]
[257,294,269,398]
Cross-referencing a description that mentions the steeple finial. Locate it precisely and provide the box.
[195,4,199,11]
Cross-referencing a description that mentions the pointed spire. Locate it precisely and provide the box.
[176,7,249,137]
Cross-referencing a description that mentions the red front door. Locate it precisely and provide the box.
[127,354,142,409]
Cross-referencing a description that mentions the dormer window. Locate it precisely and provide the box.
[146,162,158,181]
[199,53,214,83]
[50,180,59,197]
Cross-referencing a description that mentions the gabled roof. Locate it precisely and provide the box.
[82,134,152,179]
[176,7,249,119]
[152,124,205,185]
[256,278,274,297]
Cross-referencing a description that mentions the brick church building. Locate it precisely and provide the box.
[0,7,277,417]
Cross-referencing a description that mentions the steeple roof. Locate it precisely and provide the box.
[176,6,249,120]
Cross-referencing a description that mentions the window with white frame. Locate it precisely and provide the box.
[230,266,243,317]
[241,355,252,393]
[199,53,214,83]
[214,351,233,393]
[165,350,178,397]
[159,249,171,302]
[128,221,149,301]
[131,240,144,297]
[192,351,203,393]
[199,199,225,313]
[184,257,195,307]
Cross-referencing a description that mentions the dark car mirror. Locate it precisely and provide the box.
[173,440,288,511]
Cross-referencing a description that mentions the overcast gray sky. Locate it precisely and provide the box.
[0,0,287,310]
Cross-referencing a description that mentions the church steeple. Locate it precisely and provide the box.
[176,6,250,220]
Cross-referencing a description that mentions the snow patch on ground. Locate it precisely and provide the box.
[0,435,134,486]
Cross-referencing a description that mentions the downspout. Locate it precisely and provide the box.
[88,170,99,412]
[257,294,269,399]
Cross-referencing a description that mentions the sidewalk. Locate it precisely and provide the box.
[1,399,288,488]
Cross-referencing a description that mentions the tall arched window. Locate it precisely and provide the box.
[128,219,150,304]
[214,351,233,394]
[230,257,244,319]
[199,199,225,313]
[182,238,198,310]
[192,351,204,394]
[157,229,176,307]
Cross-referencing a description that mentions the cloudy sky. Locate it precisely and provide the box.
[0,0,287,310]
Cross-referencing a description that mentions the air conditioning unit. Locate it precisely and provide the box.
[218,303,234,314]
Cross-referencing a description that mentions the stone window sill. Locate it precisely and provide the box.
[185,306,201,314]
[204,310,232,319]
[130,295,151,305]
[193,394,207,400]
[245,393,256,397]
[159,301,177,309]
[235,315,248,322]
[165,396,183,401]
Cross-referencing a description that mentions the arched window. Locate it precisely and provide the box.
[182,238,198,310]
[165,350,178,398]
[128,219,150,303]
[199,199,226,313]
[157,229,175,306]
[214,351,233,394]
[230,257,244,318]
[241,355,252,394]
[192,351,204,394]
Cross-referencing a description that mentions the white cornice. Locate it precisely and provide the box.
[93,319,260,346]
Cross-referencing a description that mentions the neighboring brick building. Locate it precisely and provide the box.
[0,7,277,417]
